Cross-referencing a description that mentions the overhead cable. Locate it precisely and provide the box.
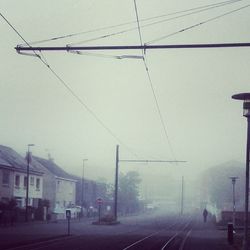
[146,3,250,44]
[67,0,242,46]
[20,0,241,47]
[133,0,177,161]
[0,12,139,158]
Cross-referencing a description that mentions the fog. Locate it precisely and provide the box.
[1,0,249,191]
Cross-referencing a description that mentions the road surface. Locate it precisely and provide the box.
[0,212,234,250]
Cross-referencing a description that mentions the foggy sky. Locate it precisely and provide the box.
[0,0,249,185]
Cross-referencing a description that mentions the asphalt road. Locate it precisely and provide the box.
[0,212,234,250]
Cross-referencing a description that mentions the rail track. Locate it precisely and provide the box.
[121,216,193,250]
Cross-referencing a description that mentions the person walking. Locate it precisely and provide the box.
[203,208,208,223]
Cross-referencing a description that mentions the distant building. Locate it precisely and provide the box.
[73,176,108,209]
[0,145,43,207]
[32,156,77,219]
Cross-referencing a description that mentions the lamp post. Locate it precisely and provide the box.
[114,145,119,221]
[229,176,238,227]
[81,159,88,216]
[25,144,35,222]
[232,93,250,250]
[181,176,184,216]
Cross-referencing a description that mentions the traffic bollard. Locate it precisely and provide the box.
[227,222,234,244]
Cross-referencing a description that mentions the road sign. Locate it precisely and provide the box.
[65,209,71,236]
[96,197,103,204]
[66,209,71,219]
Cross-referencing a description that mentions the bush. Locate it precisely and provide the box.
[100,215,116,223]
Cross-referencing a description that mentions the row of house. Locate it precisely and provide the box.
[0,145,109,220]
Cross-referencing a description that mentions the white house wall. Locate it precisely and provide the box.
[13,172,43,207]
[55,177,76,211]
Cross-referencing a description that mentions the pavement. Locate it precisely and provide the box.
[184,218,237,250]
[0,218,93,249]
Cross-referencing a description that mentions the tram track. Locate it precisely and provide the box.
[121,216,193,250]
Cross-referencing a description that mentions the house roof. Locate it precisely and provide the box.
[33,156,77,181]
[0,145,43,175]
[0,157,12,167]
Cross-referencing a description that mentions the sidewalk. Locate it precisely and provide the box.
[0,218,94,250]
[184,218,237,250]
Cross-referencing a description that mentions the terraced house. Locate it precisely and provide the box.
[0,145,43,208]
[32,156,77,219]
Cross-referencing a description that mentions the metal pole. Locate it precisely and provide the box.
[98,203,101,224]
[25,150,30,222]
[81,159,87,218]
[67,217,70,236]
[233,179,236,227]
[81,162,84,210]
[243,117,250,250]
[15,42,250,52]
[229,177,238,227]
[114,145,119,221]
[181,176,184,215]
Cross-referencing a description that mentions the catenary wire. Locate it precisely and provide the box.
[19,0,241,47]
[146,3,250,44]
[133,0,177,161]
[133,0,144,54]
[0,12,139,158]
[67,0,242,46]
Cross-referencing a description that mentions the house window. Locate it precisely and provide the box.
[30,177,34,186]
[36,178,40,190]
[24,176,27,188]
[15,175,20,188]
[2,170,10,186]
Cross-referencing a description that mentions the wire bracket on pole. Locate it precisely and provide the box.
[16,49,41,59]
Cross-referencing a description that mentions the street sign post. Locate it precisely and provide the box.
[96,198,103,224]
[66,209,71,236]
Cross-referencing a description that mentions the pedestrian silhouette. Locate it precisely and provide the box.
[203,208,208,223]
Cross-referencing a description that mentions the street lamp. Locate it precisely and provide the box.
[25,143,35,222]
[229,176,238,227]
[114,145,119,221]
[232,92,250,250]
[81,159,88,215]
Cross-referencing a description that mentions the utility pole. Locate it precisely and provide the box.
[81,159,88,217]
[113,145,186,222]
[114,145,119,221]
[25,144,35,222]
[181,176,184,216]
[229,177,238,228]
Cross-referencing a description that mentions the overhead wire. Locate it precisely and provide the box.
[67,0,242,46]
[146,2,250,44]
[0,12,139,158]
[19,0,242,47]
[133,0,177,161]
[3,0,248,159]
